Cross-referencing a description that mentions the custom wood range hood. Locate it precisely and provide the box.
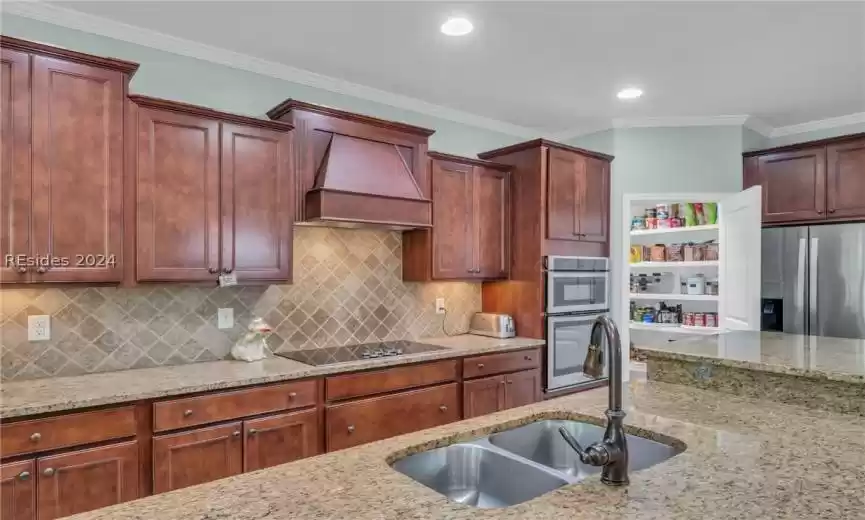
[267,100,435,229]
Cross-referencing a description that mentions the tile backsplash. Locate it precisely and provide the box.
[0,228,480,381]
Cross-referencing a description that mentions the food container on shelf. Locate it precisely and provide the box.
[650,245,667,262]
[686,275,706,295]
[684,244,705,262]
[666,244,684,262]
[645,217,658,229]
[656,204,669,220]
[706,312,718,328]
[705,242,719,261]
[683,312,695,326]
[630,245,647,264]
[693,312,706,327]
[705,279,719,295]
[631,216,646,230]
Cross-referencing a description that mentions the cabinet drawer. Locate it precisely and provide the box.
[1,407,136,458]
[462,348,540,379]
[326,360,458,401]
[153,380,316,433]
[325,383,459,451]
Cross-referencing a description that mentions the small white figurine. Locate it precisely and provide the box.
[230,317,272,362]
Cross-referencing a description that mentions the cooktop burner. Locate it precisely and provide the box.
[275,340,447,366]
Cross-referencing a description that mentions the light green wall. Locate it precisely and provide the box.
[0,14,523,157]
[742,127,768,152]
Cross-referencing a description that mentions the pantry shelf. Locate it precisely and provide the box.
[629,322,721,334]
[629,224,719,236]
[629,293,719,301]
[630,261,719,269]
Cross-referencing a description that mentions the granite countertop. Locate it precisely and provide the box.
[67,380,865,520]
[632,330,865,384]
[0,335,544,419]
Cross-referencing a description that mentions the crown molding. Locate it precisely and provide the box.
[769,112,865,138]
[4,2,538,139]
[743,116,774,137]
[612,115,751,129]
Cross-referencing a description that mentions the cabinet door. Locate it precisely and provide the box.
[0,48,32,284]
[136,107,220,282]
[220,123,293,281]
[504,369,541,410]
[473,167,510,279]
[153,422,242,493]
[546,147,583,240]
[757,147,826,223]
[29,56,124,283]
[244,409,320,472]
[462,375,505,419]
[36,441,139,520]
[431,159,473,278]
[826,138,865,219]
[1,460,35,520]
[577,157,609,243]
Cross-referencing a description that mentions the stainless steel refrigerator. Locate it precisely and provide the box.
[762,223,865,339]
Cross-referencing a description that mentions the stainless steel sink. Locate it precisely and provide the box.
[391,444,568,508]
[390,419,683,508]
[488,420,683,478]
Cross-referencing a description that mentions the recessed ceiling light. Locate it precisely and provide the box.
[441,17,473,36]
[617,87,643,100]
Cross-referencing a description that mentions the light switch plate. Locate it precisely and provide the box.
[28,315,51,341]
[435,298,446,315]
[217,308,234,330]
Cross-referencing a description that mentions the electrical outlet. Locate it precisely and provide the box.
[217,308,234,330]
[435,298,446,315]
[28,315,51,341]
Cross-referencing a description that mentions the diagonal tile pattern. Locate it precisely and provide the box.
[0,228,480,381]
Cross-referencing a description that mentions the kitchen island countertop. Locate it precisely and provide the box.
[66,380,865,520]
[0,335,544,419]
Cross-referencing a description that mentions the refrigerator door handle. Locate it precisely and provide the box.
[809,237,819,335]
[795,237,806,311]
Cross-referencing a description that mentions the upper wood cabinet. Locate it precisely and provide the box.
[402,152,511,281]
[266,99,434,228]
[0,37,137,285]
[547,147,609,243]
[130,96,293,284]
[743,134,865,225]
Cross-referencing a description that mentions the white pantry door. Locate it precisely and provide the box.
[720,186,763,331]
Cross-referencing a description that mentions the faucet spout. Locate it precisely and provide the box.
[560,315,629,486]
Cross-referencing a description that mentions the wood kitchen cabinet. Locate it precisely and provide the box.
[131,96,293,284]
[504,369,542,409]
[743,133,865,225]
[547,147,609,243]
[463,375,505,419]
[0,37,137,284]
[37,441,139,520]
[152,422,243,493]
[1,460,35,520]
[243,409,320,472]
[403,152,510,281]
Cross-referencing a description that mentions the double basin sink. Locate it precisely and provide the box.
[391,419,684,508]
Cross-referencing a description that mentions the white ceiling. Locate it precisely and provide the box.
[24,1,865,137]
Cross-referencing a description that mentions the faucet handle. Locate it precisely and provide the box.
[558,426,610,466]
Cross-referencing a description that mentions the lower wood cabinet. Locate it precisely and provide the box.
[325,383,459,451]
[1,460,35,520]
[153,422,243,494]
[463,369,541,419]
[243,409,320,472]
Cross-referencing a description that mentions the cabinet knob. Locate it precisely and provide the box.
[232,431,241,437]
[208,267,218,274]
[507,380,513,385]
[288,392,297,399]
[183,409,193,417]
[42,468,55,477]
[18,471,30,481]
[16,266,27,274]
[477,363,485,369]
[36,266,47,274]
[30,432,41,442]
[439,405,448,412]
[223,267,233,274]
[829,209,837,214]
[347,425,355,433]
[817,210,824,215]
[500,380,506,385]
[524,355,532,361]
[248,428,258,436]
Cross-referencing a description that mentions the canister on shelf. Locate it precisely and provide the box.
[683,312,695,326]
[693,312,706,327]
[650,244,667,262]
[666,244,684,262]
[684,244,705,262]
[706,312,718,328]
[686,275,706,295]
[631,216,646,230]
[705,242,719,261]
[645,207,657,218]
[645,217,658,229]
[656,204,669,220]
[630,245,647,264]
[658,218,672,228]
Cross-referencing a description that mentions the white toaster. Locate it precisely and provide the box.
[469,312,515,339]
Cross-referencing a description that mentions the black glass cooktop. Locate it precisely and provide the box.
[275,340,447,366]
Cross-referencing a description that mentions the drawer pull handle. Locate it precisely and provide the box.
[500,380,506,385]
[30,433,41,442]
[16,266,27,274]
[208,267,219,274]
[36,266,47,274]
[439,405,448,412]
[524,356,532,361]
[477,363,485,369]
[347,425,355,434]
[232,431,241,437]
[183,409,193,417]
[288,392,298,399]
[42,468,55,477]
[248,428,258,436]
[507,380,513,385]
[18,471,30,481]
